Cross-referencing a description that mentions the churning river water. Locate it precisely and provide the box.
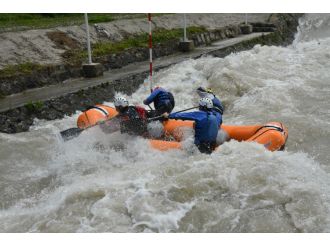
[1,14,330,232]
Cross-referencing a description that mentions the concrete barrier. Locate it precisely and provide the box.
[82,63,104,78]
[179,40,195,52]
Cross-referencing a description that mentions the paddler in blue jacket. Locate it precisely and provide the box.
[196,86,223,126]
[163,97,220,154]
[143,86,175,117]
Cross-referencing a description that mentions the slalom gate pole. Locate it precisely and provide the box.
[84,13,92,64]
[148,13,153,92]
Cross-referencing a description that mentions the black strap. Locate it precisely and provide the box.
[213,106,223,115]
[253,124,284,136]
[89,105,109,116]
[261,125,284,132]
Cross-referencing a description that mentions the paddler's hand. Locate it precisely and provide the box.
[162,112,169,119]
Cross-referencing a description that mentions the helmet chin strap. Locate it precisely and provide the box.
[116,105,128,113]
[199,106,207,111]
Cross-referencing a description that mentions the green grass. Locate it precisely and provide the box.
[0,13,152,31]
[0,62,43,77]
[25,100,44,112]
[76,27,206,59]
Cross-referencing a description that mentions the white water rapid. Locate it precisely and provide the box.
[1,14,330,232]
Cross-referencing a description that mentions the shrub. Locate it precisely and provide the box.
[25,101,44,112]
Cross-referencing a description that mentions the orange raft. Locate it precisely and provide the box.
[76,106,288,152]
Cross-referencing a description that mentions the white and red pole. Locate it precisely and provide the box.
[148,13,153,92]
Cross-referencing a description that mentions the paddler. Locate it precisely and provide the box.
[143,86,175,118]
[196,86,223,126]
[162,97,220,154]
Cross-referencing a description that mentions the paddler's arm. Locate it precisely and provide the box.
[164,111,204,121]
[143,89,160,105]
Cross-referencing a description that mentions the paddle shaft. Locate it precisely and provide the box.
[147,104,153,111]
[147,106,198,122]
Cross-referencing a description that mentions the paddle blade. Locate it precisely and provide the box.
[60,128,84,141]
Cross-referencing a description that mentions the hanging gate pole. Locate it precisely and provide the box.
[148,13,153,92]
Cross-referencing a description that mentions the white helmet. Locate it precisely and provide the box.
[114,97,129,107]
[199,97,213,109]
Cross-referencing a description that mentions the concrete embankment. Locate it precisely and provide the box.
[0,13,302,133]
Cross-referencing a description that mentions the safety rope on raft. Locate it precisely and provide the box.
[254,124,284,134]
[250,123,285,142]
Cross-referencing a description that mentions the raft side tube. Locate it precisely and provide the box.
[162,119,194,141]
[221,125,263,141]
[246,122,288,151]
[77,104,118,129]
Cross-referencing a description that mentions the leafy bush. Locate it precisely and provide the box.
[25,101,44,112]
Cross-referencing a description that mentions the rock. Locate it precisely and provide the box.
[15,120,31,132]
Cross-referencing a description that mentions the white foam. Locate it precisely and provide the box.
[1,14,330,232]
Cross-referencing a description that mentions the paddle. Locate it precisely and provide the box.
[60,127,85,141]
[147,106,198,122]
[60,116,119,142]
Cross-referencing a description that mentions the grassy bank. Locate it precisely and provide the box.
[94,26,206,56]
[0,62,44,78]
[0,25,207,77]
[67,26,207,64]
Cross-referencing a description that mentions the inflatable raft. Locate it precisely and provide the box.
[77,105,288,152]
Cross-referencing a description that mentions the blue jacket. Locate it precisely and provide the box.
[143,88,172,110]
[212,110,222,127]
[169,110,219,145]
[208,95,223,126]
[212,96,223,113]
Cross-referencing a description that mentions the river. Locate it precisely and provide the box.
[1,13,330,232]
